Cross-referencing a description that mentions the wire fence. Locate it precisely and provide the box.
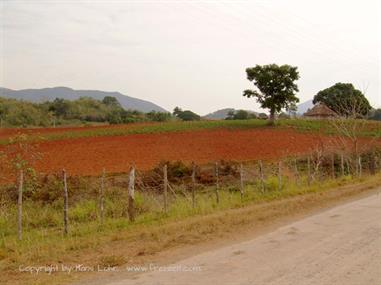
[3,148,381,240]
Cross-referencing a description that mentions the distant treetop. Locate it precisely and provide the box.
[173,107,201,121]
[313,83,371,117]
[243,64,300,124]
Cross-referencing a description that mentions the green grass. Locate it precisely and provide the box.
[0,173,371,249]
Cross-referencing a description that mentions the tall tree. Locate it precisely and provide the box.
[313,83,371,117]
[243,64,300,123]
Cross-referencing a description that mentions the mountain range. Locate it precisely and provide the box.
[296,99,314,115]
[0,86,167,113]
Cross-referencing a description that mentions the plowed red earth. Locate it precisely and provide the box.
[29,128,330,176]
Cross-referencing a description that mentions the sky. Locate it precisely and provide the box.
[1,0,380,115]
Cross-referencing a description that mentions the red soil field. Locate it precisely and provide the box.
[29,128,330,176]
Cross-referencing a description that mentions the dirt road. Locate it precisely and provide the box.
[107,193,381,285]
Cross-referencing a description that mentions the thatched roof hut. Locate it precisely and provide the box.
[304,103,337,118]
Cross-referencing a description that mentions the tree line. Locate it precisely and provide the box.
[0,95,212,127]
[0,96,175,127]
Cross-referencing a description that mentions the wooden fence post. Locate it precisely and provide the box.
[191,162,196,208]
[294,159,300,186]
[358,156,362,177]
[239,163,244,201]
[331,153,335,179]
[128,166,135,222]
[258,160,265,193]
[17,170,23,241]
[346,160,351,176]
[316,156,322,182]
[99,168,105,224]
[163,164,168,213]
[370,152,376,175]
[215,162,220,204]
[307,156,312,186]
[340,153,345,176]
[63,169,69,235]
[278,161,282,191]
[355,155,359,177]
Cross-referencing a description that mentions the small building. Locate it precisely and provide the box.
[303,103,337,119]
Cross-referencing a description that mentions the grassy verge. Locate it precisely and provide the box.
[1,173,381,284]
[1,119,381,145]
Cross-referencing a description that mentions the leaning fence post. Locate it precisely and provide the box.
[163,164,168,213]
[191,162,196,208]
[215,162,220,204]
[17,170,24,241]
[99,168,105,224]
[63,169,69,235]
[259,160,265,193]
[278,161,282,191]
[128,166,135,222]
[239,163,244,201]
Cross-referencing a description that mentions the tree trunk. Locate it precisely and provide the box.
[269,110,276,125]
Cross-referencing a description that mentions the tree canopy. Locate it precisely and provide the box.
[173,107,200,121]
[146,111,172,122]
[226,110,257,120]
[313,83,371,117]
[243,64,299,123]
